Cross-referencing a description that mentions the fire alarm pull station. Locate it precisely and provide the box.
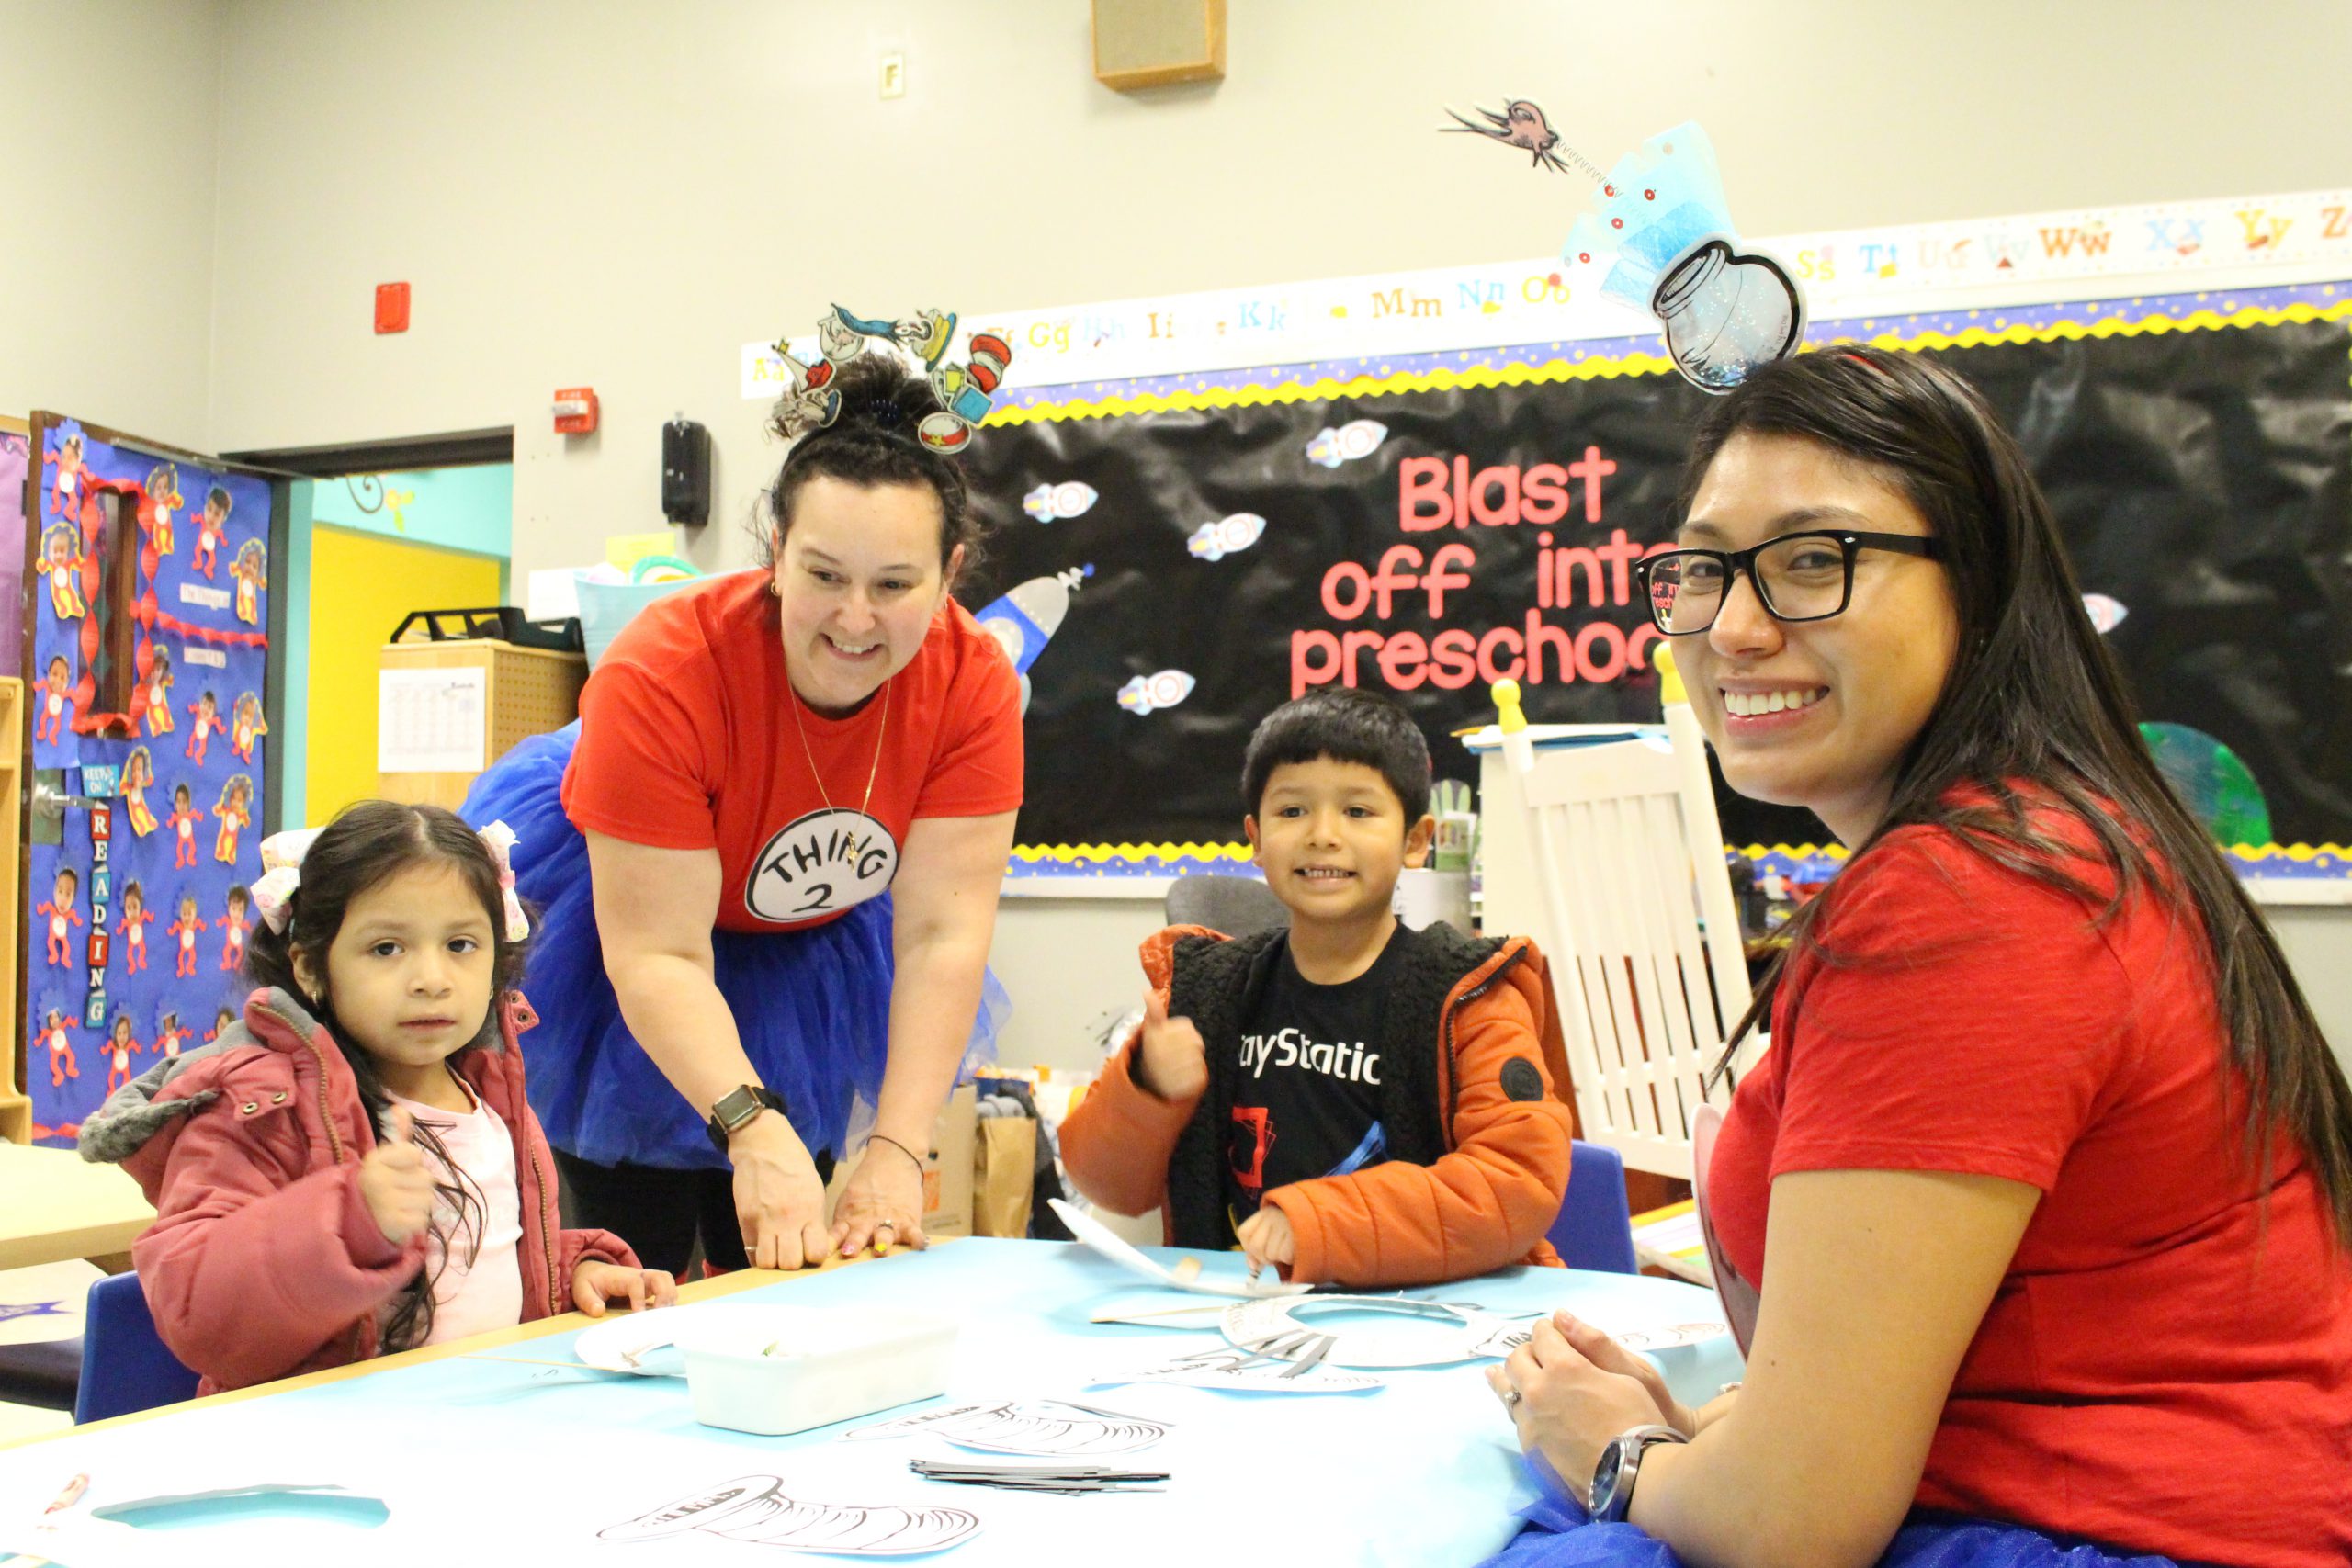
[553,388,599,435]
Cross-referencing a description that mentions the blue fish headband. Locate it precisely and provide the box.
[1560,122,1804,392]
[771,305,1012,454]
[1443,107,1804,391]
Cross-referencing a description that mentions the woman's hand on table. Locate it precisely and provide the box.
[831,1136,931,1258]
[571,1260,679,1317]
[1487,1312,1700,1495]
[727,1112,835,1270]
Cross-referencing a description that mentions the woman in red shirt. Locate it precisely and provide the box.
[1487,347,2352,1568]
[463,343,1023,1277]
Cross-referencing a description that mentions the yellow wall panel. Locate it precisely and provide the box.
[306,526,502,824]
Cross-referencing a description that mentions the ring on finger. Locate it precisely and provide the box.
[1500,1388,1523,1410]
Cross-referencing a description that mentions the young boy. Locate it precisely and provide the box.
[1060,690,1574,1287]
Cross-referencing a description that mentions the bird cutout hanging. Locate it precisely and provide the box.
[770,303,1013,455]
[1306,419,1389,469]
[1186,513,1265,562]
[972,565,1091,716]
[842,1399,1170,1457]
[600,1477,979,1557]
[1116,670,1196,716]
[1440,99,1594,176]
[1022,480,1098,522]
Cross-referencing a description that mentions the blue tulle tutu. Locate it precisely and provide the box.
[461,722,1006,1171]
[1481,1461,2178,1568]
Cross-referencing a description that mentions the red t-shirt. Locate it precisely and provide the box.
[562,570,1023,933]
[1711,815,2352,1568]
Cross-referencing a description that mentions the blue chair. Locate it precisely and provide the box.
[1546,1139,1639,1273]
[74,1273,200,1424]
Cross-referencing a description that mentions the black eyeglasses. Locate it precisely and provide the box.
[1634,530,1947,636]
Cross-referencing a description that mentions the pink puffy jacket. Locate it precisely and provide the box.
[82,987,636,1394]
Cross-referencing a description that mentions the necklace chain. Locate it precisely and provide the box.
[789,677,890,819]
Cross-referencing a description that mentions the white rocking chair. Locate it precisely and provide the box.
[1488,647,1759,1180]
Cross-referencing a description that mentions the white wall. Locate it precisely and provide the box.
[190,0,2352,1074]
[0,0,222,445]
[202,0,2352,581]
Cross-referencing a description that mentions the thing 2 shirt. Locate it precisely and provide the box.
[563,570,1023,932]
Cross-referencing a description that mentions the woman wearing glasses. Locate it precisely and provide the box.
[1486,347,2352,1568]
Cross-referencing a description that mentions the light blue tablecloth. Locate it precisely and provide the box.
[0,1238,1739,1567]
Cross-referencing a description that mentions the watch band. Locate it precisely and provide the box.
[705,1085,786,1155]
[1589,1423,1687,1523]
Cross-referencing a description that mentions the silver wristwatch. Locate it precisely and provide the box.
[1589,1423,1688,1523]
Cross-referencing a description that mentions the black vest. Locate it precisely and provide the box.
[1159,919,1522,1249]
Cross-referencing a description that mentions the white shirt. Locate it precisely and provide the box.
[389,1078,525,1346]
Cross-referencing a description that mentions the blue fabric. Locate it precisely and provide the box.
[1478,1458,2179,1568]
[460,722,1005,1170]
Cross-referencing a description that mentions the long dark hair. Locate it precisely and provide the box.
[245,800,533,1348]
[759,351,990,580]
[1695,345,2352,1250]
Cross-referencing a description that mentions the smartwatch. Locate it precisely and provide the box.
[1588,1423,1687,1523]
[705,1085,786,1155]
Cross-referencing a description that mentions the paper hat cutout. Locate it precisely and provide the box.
[1562,122,1804,392]
[771,306,1012,454]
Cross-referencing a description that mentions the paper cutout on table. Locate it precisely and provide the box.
[600,1475,978,1556]
[1223,1293,1540,1368]
[844,1399,1168,1456]
[570,1301,781,1375]
[1463,1314,1728,1359]
[1090,1342,1383,1394]
[0,1483,387,1568]
[1047,1198,1309,1298]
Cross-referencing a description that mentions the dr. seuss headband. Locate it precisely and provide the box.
[251,821,530,942]
[1442,107,1805,391]
[770,304,1013,454]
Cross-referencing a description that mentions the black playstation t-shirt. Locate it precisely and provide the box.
[1224,931,1399,1230]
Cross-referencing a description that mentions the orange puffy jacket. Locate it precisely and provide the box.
[1061,921,1576,1288]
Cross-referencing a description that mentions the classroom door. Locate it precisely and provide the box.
[23,413,281,1146]
[304,525,502,821]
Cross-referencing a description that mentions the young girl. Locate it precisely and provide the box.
[80,800,673,1394]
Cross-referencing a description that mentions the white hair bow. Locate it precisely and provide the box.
[250,820,531,942]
